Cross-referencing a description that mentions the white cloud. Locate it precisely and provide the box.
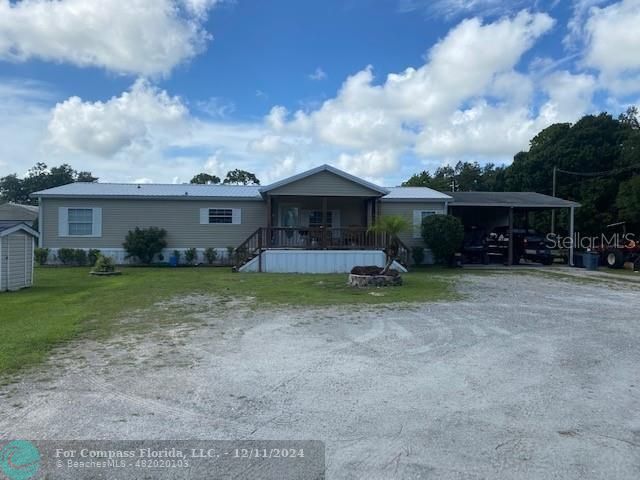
[48,79,188,157]
[267,11,555,174]
[583,0,640,94]
[397,0,552,19]
[308,67,327,81]
[0,0,218,76]
[564,0,609,48]
[195,97,236,118]
[1,7,630,187]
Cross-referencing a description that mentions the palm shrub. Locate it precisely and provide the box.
[34,247,50,265]
[421,215,464,265]
[185,247,197,265]
[123,227,167,264]
[411,246,425,265]
[74,249,88,266]
[57,248,76,265]
[93,254,115,273]
[88,249,101,266]
[368,215,411,271]
[204,247,217,265]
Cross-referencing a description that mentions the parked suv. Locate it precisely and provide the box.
[485,227,554,265]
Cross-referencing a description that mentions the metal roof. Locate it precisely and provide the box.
[449,192,580,208]
[32,182,263,200]
[0,220,39,237]
[382,187,452,201]
[3,202,39,212]
[259,164,390,195]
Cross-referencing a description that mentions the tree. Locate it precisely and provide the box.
[223,169,260,185]
[402,162,505,192]
[368,215,411,272]
[190,173,221,184]
[0,163,98,205]
[421,215,464,265]
[617,176,640,225]
[619,106,640,130]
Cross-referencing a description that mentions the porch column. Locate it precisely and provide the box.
[266,194,272,247]
[322,196,328,248]
[508,207,514,266]
[569,206,575,266]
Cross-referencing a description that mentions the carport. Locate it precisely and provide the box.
[448,192,580,266]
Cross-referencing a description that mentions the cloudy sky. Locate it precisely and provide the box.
[0,0,639,185]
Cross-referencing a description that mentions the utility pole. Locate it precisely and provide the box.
[551,166,557,233]
[449,179,458,192]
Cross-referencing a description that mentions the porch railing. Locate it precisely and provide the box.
[234,227,410,270]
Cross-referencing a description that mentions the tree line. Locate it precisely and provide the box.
[403,107,640,234]
[0,164,261,205]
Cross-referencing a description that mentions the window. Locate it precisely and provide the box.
[208,208,233,224]
[200,207,241,225]
[308,211,332,228]
[413,210,437,238]
[58,207,102,237]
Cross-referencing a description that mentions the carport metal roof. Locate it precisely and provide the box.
[448,192,580,208]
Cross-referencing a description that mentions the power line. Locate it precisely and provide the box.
[556,162,640,177]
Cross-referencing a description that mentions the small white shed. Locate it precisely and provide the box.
[0,221,39,292]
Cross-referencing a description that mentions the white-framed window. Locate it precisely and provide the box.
[208,208,233,224]
[58,207,102,237]
[200,207,241,225]
[413,210,437,238]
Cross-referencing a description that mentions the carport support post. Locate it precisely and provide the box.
[569,206,575,266]
[508,207,514,266]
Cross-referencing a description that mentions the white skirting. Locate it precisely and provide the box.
[239,250,406,274]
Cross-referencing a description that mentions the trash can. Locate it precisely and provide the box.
[584,251,599,271]
[169,255,178,267]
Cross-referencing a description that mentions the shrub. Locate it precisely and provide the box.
[411,246,425,265]
[204,247,217,265]
[123,227,167,264]
[88,249,101,266]
[226,246,234,264]
[57,248,76,265]
[421,215,464,265]
[34,247,49,265]
[74,249,88,266]
[185,247,197,265]
[93,254,115,273]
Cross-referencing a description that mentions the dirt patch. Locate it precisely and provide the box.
[1,273,639,479]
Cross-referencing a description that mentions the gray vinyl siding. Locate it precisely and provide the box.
[1,231,33,291]
[0,236,5,290]
[268,171,381,197]
[41,198,266,249]
[380,200,447,247]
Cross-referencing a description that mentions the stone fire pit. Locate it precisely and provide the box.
[348,266,403,288]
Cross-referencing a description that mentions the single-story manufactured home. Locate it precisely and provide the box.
[32,164,578,272]
[0,221,38,291]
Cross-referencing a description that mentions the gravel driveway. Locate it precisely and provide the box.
[1,271,639,479]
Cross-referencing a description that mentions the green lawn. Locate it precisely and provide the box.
[0,266,455,376]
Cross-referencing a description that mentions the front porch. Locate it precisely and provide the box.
[234,164,408,272]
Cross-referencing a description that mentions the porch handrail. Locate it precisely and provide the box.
[233,226,411,270]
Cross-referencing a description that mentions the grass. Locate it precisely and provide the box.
[0,266,456,376]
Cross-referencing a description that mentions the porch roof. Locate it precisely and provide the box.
[259,164,389,196]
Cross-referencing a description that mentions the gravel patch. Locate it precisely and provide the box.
[1,272,639,479]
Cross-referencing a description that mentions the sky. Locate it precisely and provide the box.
[0,0,639,186]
